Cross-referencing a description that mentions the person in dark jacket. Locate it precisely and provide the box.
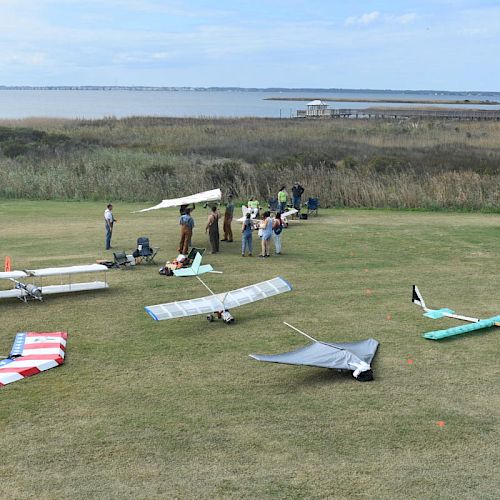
[291,183,305,211]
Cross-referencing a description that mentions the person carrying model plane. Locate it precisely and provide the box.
[178,208,194,255]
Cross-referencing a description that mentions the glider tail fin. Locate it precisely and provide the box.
[412,285,427,311]
[191,252,202,274]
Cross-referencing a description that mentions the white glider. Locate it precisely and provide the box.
[136,188,222,213]
[0,264,109,302]
[145,276,292,324]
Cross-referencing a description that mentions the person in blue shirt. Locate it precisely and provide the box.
[178,208,194,255]
[241,213,253,256]
[259,211,273,258]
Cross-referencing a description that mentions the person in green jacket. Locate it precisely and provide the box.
[277,186,288,212]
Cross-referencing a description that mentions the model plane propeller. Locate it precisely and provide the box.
[412,285,500,340]
[0,263,109,302]
[250,322,379,381]
[146,252,292,324]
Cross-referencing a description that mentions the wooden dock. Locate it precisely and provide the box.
[296,107,500,120]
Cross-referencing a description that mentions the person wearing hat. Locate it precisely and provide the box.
[178,208,194,255]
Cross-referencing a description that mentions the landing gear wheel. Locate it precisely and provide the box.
[206,314,214,322]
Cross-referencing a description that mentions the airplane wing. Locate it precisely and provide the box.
[250,338,378,380]
[281,208,298,218]
[26,264,108,277]
[136,188,222,213]
[0,332,67,387]
[145,276,292,320]
[0,271,29,280]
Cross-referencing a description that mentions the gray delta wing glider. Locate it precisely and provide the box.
[412,285,500,340]
[250,322,379,381]
[136,189,222,213]
[145,276,292,324]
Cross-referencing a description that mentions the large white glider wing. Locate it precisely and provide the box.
[145,276,292,321]
[137,188,222,213]
[26,264,108,277]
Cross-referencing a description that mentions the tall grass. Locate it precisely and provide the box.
[1,116,500,209]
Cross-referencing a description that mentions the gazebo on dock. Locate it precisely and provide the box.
[306,100,329,116]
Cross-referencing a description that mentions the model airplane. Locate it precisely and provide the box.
[172,251,217,277]
[0,332,67,387]
[250,322,378,381]
[412,285,500,340]
[0,263,109,302]
[145,274,292,324]
[236,207,298,223]
[136,188,222,213]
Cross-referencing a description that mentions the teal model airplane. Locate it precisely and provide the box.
[412,285,500,340]
[173,252,215,277]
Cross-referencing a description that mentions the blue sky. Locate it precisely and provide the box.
[0,0,498,91]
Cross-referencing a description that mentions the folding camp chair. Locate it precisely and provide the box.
[132,237,159,264]
[186,247,205,260]
[113,251,133,268]
[305,198,319,216]
[186,248,205,267]
[268,197,279,212]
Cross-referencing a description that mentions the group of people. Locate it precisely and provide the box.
[241,210,283,258]
[176,189,295,258]
[103,183,305,259]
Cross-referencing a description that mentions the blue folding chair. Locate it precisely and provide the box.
[268,197,279,212]
[132,237,159,264]
[305,198,319,216]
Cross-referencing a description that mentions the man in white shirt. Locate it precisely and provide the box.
[104,203,115,250]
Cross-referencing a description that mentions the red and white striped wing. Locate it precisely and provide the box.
[0,332,67,387]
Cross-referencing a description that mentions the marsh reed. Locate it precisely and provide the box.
[1,117,499,210]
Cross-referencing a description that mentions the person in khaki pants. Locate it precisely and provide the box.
[178,208,194,255]
[222,195,234,242]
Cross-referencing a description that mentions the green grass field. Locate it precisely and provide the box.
[0,201,498,499]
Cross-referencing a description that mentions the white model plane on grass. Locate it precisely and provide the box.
[412,285,500,340]
[145,252,292,324]
[0,263,109,302]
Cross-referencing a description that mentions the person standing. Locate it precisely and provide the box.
[259,211,272,258]
[206,206,220,254]
[241,213,253,257]
[291,182,305,211]
[178,208,194,255]
[104,203,116,250]
[277,186,288,212]
[272,211,283,255]
[222,195,234,242]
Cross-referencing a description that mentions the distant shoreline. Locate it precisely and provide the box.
[265,97,500,105]
[0,85,499,97]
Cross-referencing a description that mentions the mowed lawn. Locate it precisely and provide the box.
[0,200,498,499]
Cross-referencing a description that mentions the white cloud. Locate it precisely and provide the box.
[392,13,417,24]
[345,11,380,26]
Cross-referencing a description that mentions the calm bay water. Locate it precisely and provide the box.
[0,89,499,119]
